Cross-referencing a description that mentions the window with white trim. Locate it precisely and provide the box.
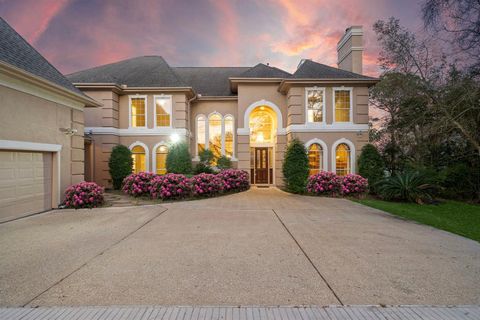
[306,88,325,123]
[156,145,168,174]
[130,97,146,127]
[334,89,352,122]
[132,145,146,173]
[196,113,235,159]
[154,95,172,127]
[308,143,323,176]
[335,143,351,175]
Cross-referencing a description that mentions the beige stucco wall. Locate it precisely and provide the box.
[0,85,85,204]
[83,90,119,127]
[338,34,363,74]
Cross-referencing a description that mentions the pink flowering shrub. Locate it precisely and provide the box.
[150,173,191,200]
[63,181,104,209]
[191,173,224,197]
[217,169,250,192]
[341,174,368,196]
[122,172,156,197]
[306,171,342,196]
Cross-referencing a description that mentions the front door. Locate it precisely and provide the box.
[255,147,269,184]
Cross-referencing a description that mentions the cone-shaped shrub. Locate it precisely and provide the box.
[358,144,385,193]
[166,142,192,174]
[108,145,133,190]
[282,138,309,193]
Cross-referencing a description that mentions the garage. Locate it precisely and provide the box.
[0,150,53,222]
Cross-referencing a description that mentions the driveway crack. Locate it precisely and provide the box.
[271,209,344,305]
[22,207,169,307]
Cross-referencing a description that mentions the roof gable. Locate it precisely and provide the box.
[294,59,376,80]
[0,18,85,96]
[239,63,291,78]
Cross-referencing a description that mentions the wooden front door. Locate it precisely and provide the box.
[255,147,269,184]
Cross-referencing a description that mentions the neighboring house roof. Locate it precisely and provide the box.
[0,17,86,96]
[67,56,188,88]
[173,67,249,96]
[238,63,291,78]
[293,59,376,80]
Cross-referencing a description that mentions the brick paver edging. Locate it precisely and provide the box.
[1,305,479,320]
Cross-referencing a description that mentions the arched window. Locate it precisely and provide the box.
[249,108,274,144]
[224,115,234,158]
[208,113,222,159]
[197,115,206,155]
[156,145,168,174]
[335,143,350,176]
[131,145,146,173]
[308,143,323,176]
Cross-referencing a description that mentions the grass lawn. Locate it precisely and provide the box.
[353,199,480,242]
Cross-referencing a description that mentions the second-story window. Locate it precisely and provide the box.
[155,95,172,127]
[334,88,352,122]
[306,88,325,123]
[130,96,146,127]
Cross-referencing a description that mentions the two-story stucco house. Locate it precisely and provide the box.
[68,26,377,188]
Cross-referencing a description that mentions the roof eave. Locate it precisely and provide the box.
[72,84,196,97]
[196,96,238,101]
[229,77,286,93]
[278,78,379,93]
[0,61,101,107]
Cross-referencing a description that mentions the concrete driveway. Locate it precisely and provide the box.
[1,188,479,307]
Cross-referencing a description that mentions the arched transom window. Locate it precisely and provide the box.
[335,143,351,176]
[249,107,275,144]
[131,145,146,173]
[196,113,235,158]
[156,145,168,175]
[308,143,323,176]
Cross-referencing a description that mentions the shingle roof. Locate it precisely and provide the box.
[293,59,377,80]
[67,56,188,87]
[238,63,291,78]
[173,67,249,96]
[0,17,84,96]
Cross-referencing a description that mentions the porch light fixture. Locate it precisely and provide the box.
[256,132,264,143]
[59,128,78,136]
[170,133,180,143]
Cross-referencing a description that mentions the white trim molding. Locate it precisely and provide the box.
[305,138,328,172]
[286,123,368,133]
[129,141,150,172]
[332,87,353,124]
[331,138,356,174]
[152,141,169,174]
[153,94,173,128]
[0,139,62,206]
[305,87,326,125]
[195,112,236,159]
[128,95,148,129]
[84,127,189,137]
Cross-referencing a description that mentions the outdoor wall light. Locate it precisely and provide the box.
[59,128,78,136]
[170,133,180,143]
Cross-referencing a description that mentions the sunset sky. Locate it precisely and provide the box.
[0,0,423,76]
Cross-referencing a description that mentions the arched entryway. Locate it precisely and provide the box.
[248,105,278,185]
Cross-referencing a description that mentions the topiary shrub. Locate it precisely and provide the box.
[341,174,369,196]
[282,138,309,193]
[217,169,250,192]
[150,173,191,200]
[108,145,133,190]
[358,144,385,193]
[190,173,223,197]
[63,181,104,209]
[166,142,192,174]
[217,155,232,170]
[376,171,438,203]
[306,171,342,196]
[121,172,156,197]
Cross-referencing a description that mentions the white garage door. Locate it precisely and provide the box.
[0,151,52,222]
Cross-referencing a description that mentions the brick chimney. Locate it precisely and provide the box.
[337,26,363,74]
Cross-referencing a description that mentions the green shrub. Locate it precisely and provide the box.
[217,155,232,170]
[282,138,309,193]
[194,162,215,174]
[358,144,385,193]
[440,163,480,200]
[199,149,215,166]
[166,142,192,174]
[108,145,133,190]
[377,171,438,203]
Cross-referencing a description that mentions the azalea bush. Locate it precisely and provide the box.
[121,172,156,197]
[190,173,224,197]
[341,174,369,196]
[306,171,342,196]
[217,169,250,192]
[63,181,104,209]
[150,173,191,200]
